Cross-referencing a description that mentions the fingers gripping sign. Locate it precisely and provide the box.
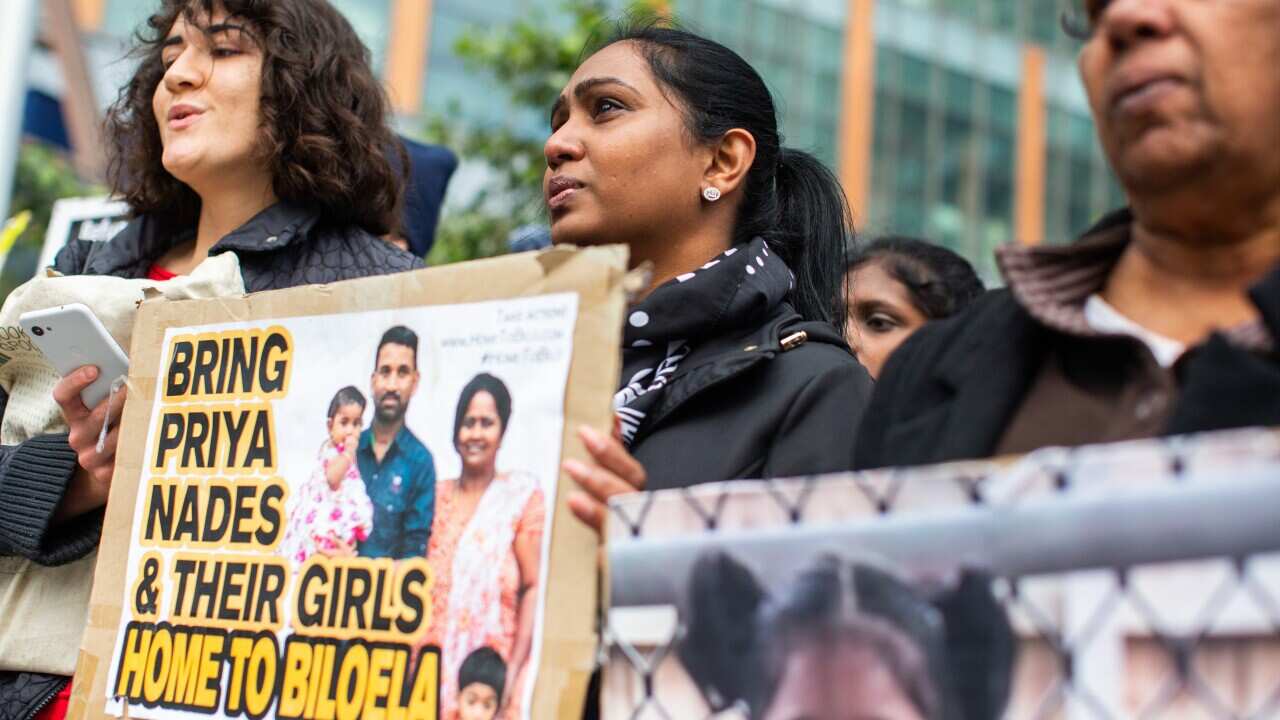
[563,424,647,535]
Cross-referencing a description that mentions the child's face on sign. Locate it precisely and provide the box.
[328,403,364,445]
[457,683,498,720]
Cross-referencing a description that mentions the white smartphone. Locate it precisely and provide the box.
[20,303,130,409]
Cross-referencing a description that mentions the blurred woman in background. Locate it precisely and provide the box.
[844,236,985,379]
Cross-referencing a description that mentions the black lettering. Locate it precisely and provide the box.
[165,341,193,397]
[259,332,289,393]
[231,486,256,544]
[155,413,184,468]
[208,410,221,466]
[172,559,195,614]
[202,485,232,541]
[255,564,285,625]
[144,483,176,541]
[396,568,426,635]
[193,339,218,395]
[370,571,391,631]
[174,485,200,542]
[326,567,341,628]
[228,336,257,396]
[191,560,222,619]
[341,567,371,629]
[255,483,284,545]
[243,411,273,469]
[216,336,231,395]
[296,565,326,627]
[182,412,210,468]
[242,563,259,623]
[223,411,250,466]
[219,562,246,621]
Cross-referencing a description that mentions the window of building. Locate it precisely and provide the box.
[679,0,845,169]
[328,0,392,74]
[103,0,158,37]
[1044,105,1127,244]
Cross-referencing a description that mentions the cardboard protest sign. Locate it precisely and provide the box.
[71,245,630,720]
[602,429,1280,718]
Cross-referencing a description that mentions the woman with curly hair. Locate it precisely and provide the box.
[0,2,418,717]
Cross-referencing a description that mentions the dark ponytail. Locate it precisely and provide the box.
[605,22,854,334]
[774,148,855,331]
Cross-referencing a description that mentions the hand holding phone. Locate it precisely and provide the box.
[22,304,133,520]
[20,303,130,408]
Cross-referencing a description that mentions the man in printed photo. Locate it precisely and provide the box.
[353,325,437,558]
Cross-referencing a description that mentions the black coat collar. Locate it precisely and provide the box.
[635,304,851,445]
[83,202,319,277]
[1249,263,1280,334]
[914,290,1048,461]
[905,217,1280,462]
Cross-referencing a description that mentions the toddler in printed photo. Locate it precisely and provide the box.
[281,386,375,564]
[456,646,506,720]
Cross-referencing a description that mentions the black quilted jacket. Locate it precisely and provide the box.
[0,201,422,720]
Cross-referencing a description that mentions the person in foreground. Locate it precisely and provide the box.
[0,1,420,716]
[546,23,873,531]
[844,236,985,379]
[856,0,1280,468]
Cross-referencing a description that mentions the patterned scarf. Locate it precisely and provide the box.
[615,237,794,446]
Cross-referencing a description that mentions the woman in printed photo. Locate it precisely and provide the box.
[426,373,544,719]
[279,386,374,564]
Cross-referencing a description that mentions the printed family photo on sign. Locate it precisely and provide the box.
[101,292,579,720]
[603,432,1280,719]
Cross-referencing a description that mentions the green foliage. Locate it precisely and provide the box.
[422,0,664,266]
[9,143,93,252]
[2,143,96,300]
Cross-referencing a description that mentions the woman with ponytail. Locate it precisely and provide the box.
[545,23,873,530]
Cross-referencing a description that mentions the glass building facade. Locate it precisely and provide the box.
[102,0,394,71]
[673,0,1125,280]
[84,0,1125,280]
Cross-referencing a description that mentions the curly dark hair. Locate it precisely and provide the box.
[846,236,986,321]
[104,0,405,235]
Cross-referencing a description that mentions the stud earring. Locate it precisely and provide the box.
[702,186,721,202]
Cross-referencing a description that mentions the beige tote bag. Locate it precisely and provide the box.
[0,253,245,675]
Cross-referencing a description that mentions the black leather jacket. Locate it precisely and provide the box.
[631,303,873,491]
[56,201,422,292]
[0,201,422,720]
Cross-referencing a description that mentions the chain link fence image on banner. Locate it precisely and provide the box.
[601,428,1280,719]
